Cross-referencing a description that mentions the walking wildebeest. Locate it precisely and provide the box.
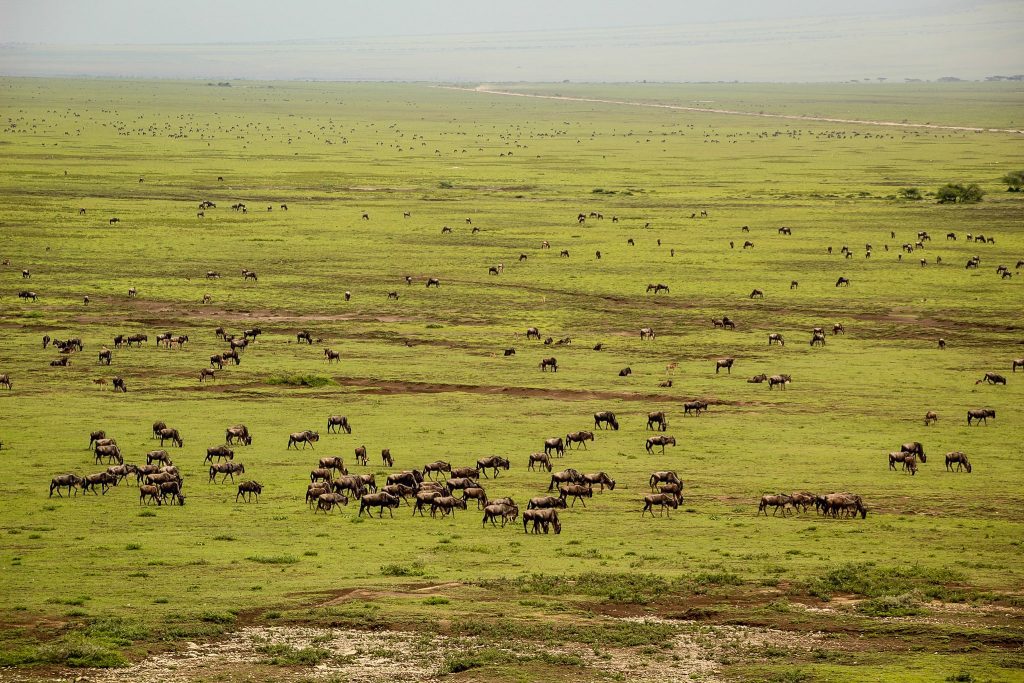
[326,415,352,434]
[422,461,451,480]
[146,450,172,467]
[359,492,400,517]
[548,469,583,490]
[566,431,594,449]
[559,483,592,507]
[647,411,668,431]
[209,462,245,483]
[476,455,510,478]
[527,496,566,510]
[643,493,679,517]
[522,508,561,534]
[287,430,319,449]
[544,437,564,457]
[967,409,995,426]
[582,472,616,491]
[594,411,619,430]
[539,357,558,372]
[758,494,792,516]
[236,481,263,502]
[482,502,519,527]
[528,452,553,472]
[683,400,709,416]
[646,283,670,294]
[204,445,234,464]
[19,291,38,301]
[199,368,215,382]
[646,435,676,454]
[49,474,83,497]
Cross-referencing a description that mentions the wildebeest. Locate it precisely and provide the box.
[900,442,927,463]
[528,452,553,472]
[618,367,632,377]
[112,377,126,392]
[422,461,451,480]
[359,492,400,518]
[833,323,845,335]
[810,332,826,347]
[715,358,734,374]
[98,348,112,365]
[49,474,83,497]
[152,421,167,438]
[967,409,995,426]
[836,277,850,287]
[503,348,516,356]
[646,435,676,454]
[146,450,174,468]
[204,445,234,464]
[381,448,394,467]
[81,471,117,495]
[522,508,561,534]
[544,437,564,457]
[236,481,263,502]
[1013,358,1024,373]
[976,372,1007,385]
[938,338,946,350]
[749,289,764,299]
[94,444,122,464]
[221,350,241,366]
[822,493,867,519]
[225,425,251,445]
[50,357,69,367]
[158,428,183,447]
[768,374,791,389]
[566,431,594,450]
[243,270,258,282]
[462,486,488,509]
[548,469,583,490]
[139,484,163,505]
[296,331,313,344]
[768,333,784,346]
[640,327,655,340]
[758,494,792,516]
[354,445,368,466]
[426,277,441,288]
[482,502,519,527]
[684,401,709,416]
[88,430,106,448]
[209,462,245,483]
[582,472,616,491]
[324,348,341,363]
[646,283,670,294]
[559,483,593,507]
[310,467,334,484]
[476,455,510,478]
[326,415,352,434]
[315,492,349,513]
[924,411,938,426]
[318,457,347,476]
[539,357,558,372]
[647,411,669,430]
[748,373,768,384]
[18,290,37,301]
[199,368,215,382]
[527,495,566,510]
[594,411,619,430]
[287,430,319,449]
[945,452,972,473]
[526,327,541,340]
[209,355,224,370]
[888,451,910,471]
[643,493,679,517]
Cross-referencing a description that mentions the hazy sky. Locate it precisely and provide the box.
[0,0,1021,81]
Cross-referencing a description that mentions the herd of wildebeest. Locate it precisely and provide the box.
[3,201,1019,534]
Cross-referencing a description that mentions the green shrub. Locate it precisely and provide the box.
[247,555,299,565]
[381,561,425,577]
[936,183,984,204]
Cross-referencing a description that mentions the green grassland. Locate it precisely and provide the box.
[0,78,1022,681]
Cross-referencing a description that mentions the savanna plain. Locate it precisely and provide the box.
[0,79,1023,682]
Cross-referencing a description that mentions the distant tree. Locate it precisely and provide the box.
[1001,170,1024,192]
[936,183,985,204]
[898,187,922,200]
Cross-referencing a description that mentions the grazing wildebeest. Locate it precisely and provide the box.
[324,349,341,363]
[647,411,668,431]
[938,338,947,350]
[296,331,313,344]
[482,502,519,527]
[326,415,352,434]
[835,277,850,287]
[127,287,138,298]
[206,270,220,279]
[945,452,972,473]
[539,357,558,372]
[314,492,349,513]
[768,333,785,347]
[146,450,172,467]
[0,374,11,390]
[1013,358,1024,373]
[640,327,655,340]
[683,400,709,416]
[220,350,241,366]
[528,452,553,472]
[790,280,799,290]
[422,461,451,480]
[50,357,69,367]
[199,368,216,382]
[158,428,183,447]
[582,472,616,492]
[888,451,910,471]
[522,508,561,534]
[749,289,764,299]
[88,430,106,448]
[225,425,251,445]
[810,332,826,347]
[382,448,394,467]
[559,249,569,258]
[204,445,234,464]
[503,348,516,357]
[525,327,541,340]
[19,291,38,301]
[236,481,263,502]
[900,442,927,463]
[112,376,126,392]
[715,358,734,374]
[833,323,845,335]
[139,484,163,506]
[976,372,1007,385]
[646,283,670,294]
[743,241,754,249]
[49,474,83,497]
[359,492,400,518]
[643,493,679,517]
[924,411,938,426]
[544,437,565,457]
[758,494,792,516]
[659,379,673,387]
[967,409,995,426]
[646,435,676,454]
[594,411,619,430]
[287,430,319,449]
[426,277,440,288]
[566,431,594,450]
[243,270,258,282]
[209,462,245,483]
[476,456,510,478]
[98,348,112,365]
[747,374,768,384]
[903,454,919,475]
[618,367,631,377]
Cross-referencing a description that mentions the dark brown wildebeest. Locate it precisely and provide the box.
[206,270,221,279]
[225,425,251,445]
[525,327,541,340]
[640,327,655,340]
[244,270,258,283]
[618,367,631,377]
[431,495,467,518]
[743,240,754,249]
[388,470,423,489]
[205,445,234,464]
[559,483,592,507]
[903,454,919,475]
[98,348,112,365]
[646,435,676,454]
[810,332,826,347]
[594,411,619,430]
[426,277,441,288]
[139,484,163,505]
[790,280,798,289]
[158,428,183,447]
[310,467,334,484]
[488,264,504,275]
[900,442,927,463]
[210,354,224,369]
[324,349,341,363]
[326,415,352,434]
[833,323,845,335]
[768,333,784,346]
[768,374,792,390]
[647,411,668,431]
[81,471,117,495]
[287,430,319,449]
[967,409,995,426]
[888,451,909,471]
[382,448,394,467]
[88,430,106,448]
[758,494,792,516]
[43,335,52,349]
[659,483,684,503]
[422,461,451,480]
[924,411,938,426]
[411,490,441,516]
[523,508,561,534]
[945,452,972,473]
[242,327,262,341]
[566,431,594,450]
[127,287,138,298]
[199,368,216,382]
[476,455,510,478]
[0,374,11,390]
[1013,358,1024,373]
[715,358,734,374]
[49,474,83,497]
[354,445,368,466]
[559,249,570,258]
[462,486,488,509]
[659,379,673,387]
[160,483,186,505]
[749,289,764,299]
[482,502,519,527]
[938,338,946,350]
[344,291,351,301]
[94,444,122,464]
[748,373,768,384]
[646,283,670,294]
[548,469,583,491]
[540,357,558,372]
[527,496,566,510]
[544,437,565,457]
[296,331,313,344]
[331,476,364,500]
[643,493,679,517]
[106,464,137,485]
[836,277,850,287]
[236,481,263,502]
[683,400,709,416]
[151,421,167,439]
[449,467,479,481]
[112,376,126,392]
[582,472,616,492]
[359,492,400,518]
[315,492,349,514]
[528,452,552,472]
[503,347,515,356]
[209,462,245,483]
[544,337,554,346]
[50,357,69,367]
[976,372,1007,385]
[146,450,173,468]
